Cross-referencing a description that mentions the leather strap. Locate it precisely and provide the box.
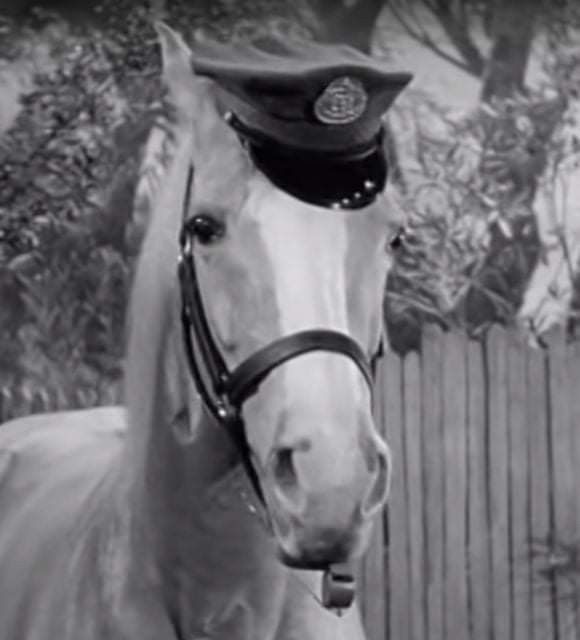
[222,329,373,406]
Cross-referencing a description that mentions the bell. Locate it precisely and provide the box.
[321,563,355,609]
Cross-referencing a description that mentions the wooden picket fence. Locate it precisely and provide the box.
[360,325,580,640]
[0,382,121,424]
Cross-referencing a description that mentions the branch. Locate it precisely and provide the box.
[422,0,486,77]
[386,1,474,74]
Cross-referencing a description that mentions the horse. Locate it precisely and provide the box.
[0,23,411,640]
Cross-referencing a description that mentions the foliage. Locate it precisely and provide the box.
[2,0,580,405]
[385,89,565,351]
[1,18,130,398]
[0,6,67,62]
[0,0,308,408]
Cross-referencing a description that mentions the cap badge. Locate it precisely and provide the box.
[314,76,368,125]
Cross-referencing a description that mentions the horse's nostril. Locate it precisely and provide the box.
[273,447,297,490]
[270,445,309,513]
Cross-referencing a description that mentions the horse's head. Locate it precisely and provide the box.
[155,24,411,569]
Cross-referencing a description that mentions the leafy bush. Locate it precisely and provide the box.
[0,8,159,411]
[385,90,564,352]
[0,0,307,419]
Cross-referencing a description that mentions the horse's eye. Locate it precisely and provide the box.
[188,215,226,246]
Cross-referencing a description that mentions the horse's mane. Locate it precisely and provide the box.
[120,66,253,493]
[121,122,194,485]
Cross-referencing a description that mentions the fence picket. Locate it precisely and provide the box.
[547,329,577,639]
[570,340,580,637]
[0,386,10,423]
[360,359,387,640]
[420,324,444,640]
[508,331,532,640]
[30,388,51,415]
[403,351,424,640]
[442,330,469,639]
[527,343,554,640]
[487,326,511,640]
[384,349,409,640]
[359,513,386,640]
[467,337,491,640]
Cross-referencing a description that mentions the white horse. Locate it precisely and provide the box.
[0,24,409,640]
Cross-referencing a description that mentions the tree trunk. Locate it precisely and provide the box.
[480,0,538,102]
[306,0,385,53]
[429,0,486,76]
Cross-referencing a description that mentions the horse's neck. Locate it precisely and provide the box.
[126,409,284,636]
[143,408,240,510]
[139,407,242,564]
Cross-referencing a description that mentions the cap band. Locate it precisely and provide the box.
[215,86,383,153]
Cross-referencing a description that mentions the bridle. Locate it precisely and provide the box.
[177,163,383,610]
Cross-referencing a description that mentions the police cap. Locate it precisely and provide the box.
[192,36,413,209]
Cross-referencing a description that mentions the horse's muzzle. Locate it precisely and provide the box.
[264,435,390,569]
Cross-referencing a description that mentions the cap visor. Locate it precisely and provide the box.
[249,140,387,209]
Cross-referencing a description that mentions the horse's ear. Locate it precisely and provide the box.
[155,21,197,122]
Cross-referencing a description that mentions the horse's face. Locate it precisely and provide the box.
[160,25,404,567]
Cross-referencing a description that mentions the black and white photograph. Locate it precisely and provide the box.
[0,1,579,638]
